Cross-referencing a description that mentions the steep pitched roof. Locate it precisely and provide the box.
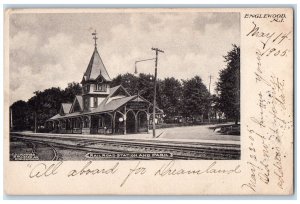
[93,95,137,113]
[49,114,61,120]
[69,95,83,113]
[48,112,83,120]
[83,48,111,82]
[108,85,131,98]
[109,85,121,96]
[48,96,141,120]
[91,85,130,110]
[61,103,72,114]
[75,95,83,110]
[47,94,162,121]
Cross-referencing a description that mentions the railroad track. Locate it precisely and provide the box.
[12,136,133,158]
[77,140,240,159]
[14,137,60,161]
[11,133,239,149]
[49,144,59,161]
[11,133,240,160]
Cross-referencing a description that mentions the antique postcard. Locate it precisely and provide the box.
[4,8,293,195]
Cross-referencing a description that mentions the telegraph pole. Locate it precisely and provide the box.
[34,111,37,133]
[208,75,213,123]
[151,47,164,138]
[208,75,213,94]
[10,107,13,130]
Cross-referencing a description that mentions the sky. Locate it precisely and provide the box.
[9,11,240,104]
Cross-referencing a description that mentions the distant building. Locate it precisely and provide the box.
[46,32,162,135]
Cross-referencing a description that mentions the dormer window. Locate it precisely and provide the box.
[95,83,107,92]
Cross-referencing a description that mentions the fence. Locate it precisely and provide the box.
[149,119,237,130]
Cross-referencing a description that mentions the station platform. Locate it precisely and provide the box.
[12,124,240,145]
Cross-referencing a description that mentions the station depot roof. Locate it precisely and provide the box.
[61,103,72,114]
[48,91,163,121]
[82,47,112,83]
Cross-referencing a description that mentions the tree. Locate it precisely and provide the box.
[64,82,82,102]
[182,76,210,121]
[137,73,156,103]
[10,100,31,131]
[111,73,139,95]
[10,82,83,132]
[111,73,157,103]
[158,77,183,118]
[216,44,240,124]
[27,87,65,131]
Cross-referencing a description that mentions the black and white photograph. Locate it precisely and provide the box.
[4,7,294,196]
[9,11,241,161]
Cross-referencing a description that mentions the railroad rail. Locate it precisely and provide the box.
[10,133,240,160]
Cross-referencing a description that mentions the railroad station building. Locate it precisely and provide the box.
[46,34,163,135]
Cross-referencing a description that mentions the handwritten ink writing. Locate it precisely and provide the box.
[155,161,241,176]
[246,22,291,50]
[68,161,119,177]
[273,147,284,189]
[120,161,146,187]
[242,18,292,192]
[28,161,63,178]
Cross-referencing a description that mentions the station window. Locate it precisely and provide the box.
[83,85,90,93]
[96,83,107,92]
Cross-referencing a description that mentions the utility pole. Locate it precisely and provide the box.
[34,111,37,133]
[10,107,13,130]
[151,47,164,138]
[208,75,213,124]
[208,75,213,94]
[34,99,38,133]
